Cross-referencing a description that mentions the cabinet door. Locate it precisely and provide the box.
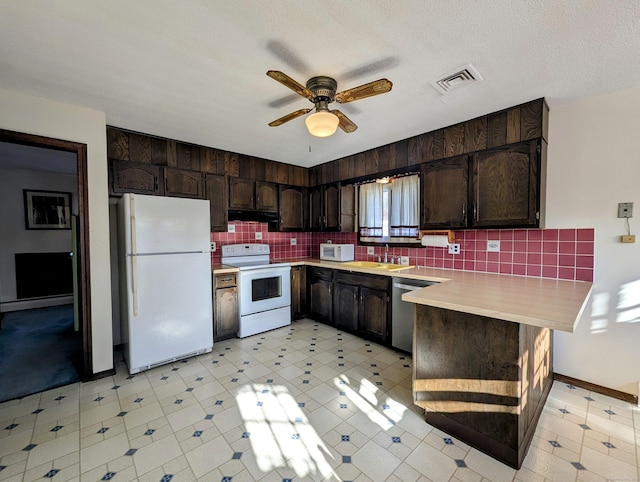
[205,174,228,232]
[229,178,255,209]
[309,186,323,231]
[471,141,539,227]
[340,184,356,232]
[110,160,162,196]
[421,156,468,229]
[255,181,278,212]
[359,287,389,343]
[333,282,359,333]
[279,185,306,231]
[214,286,238,341]
[324,184,340,231]
[308,272,333,325]
[291,266,307,320]
[164,167,205,199]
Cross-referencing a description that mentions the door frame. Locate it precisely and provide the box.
[0,129,92,379]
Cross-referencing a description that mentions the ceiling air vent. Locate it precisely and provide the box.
[432,63,483,95]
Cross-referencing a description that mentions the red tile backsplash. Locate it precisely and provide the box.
[211,223,594,282]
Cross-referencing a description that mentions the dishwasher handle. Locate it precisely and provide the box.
[393,282,434,291]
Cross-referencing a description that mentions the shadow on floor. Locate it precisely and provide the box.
[0,304,82,402]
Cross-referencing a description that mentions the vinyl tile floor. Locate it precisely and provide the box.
[0,319,638,481]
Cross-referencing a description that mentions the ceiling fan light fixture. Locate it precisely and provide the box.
[305,110,339,137]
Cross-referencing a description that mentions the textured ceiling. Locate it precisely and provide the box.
[2,1,640,168]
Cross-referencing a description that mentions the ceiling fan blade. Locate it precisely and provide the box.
[268,108,312,127]
[335,78,393,103]
[266,70,315,101]
[332,110,358,133]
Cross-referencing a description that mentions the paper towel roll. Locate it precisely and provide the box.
[421,234,449,248]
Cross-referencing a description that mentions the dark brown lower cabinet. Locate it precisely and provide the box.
[290,265,307,320]
[329,270,391,344]
[213,274,238,341]
[413,304,552,469]
[358,285,389,343]
[307,267,333,325]
[333,281,359,332]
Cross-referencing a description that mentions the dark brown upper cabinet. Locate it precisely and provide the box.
[310,183,341,231]
[228,178,277,212]
[205,174,228,232]
[340,184,356,233]
[163,167,204,199]
[470,140,540,228]
[421,156,469,229]
[109,159,163,196]
[421,140,542,229]
[278,184,307,231]
[256,181,278,211]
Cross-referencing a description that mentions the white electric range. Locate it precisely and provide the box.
[221,243,291,338]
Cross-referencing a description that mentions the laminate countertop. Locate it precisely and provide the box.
[289,258,592,333]
[214,258,593,333]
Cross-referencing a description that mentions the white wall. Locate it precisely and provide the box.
[0,88,113,374]
[0,168,77,304]
[547,85,640,397]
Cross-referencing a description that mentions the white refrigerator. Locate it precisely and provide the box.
[118,193,213,374]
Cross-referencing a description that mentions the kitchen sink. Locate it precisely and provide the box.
[342,261,414,271]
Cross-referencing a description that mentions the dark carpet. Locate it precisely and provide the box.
[0,305,82,403]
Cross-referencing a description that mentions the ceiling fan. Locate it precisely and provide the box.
[266,70,393,137]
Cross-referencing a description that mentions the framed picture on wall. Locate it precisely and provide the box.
[23,190,72,230]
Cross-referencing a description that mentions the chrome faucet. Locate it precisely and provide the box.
[384,244,389,263]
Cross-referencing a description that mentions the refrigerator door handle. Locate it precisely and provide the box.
[130,195,139,316]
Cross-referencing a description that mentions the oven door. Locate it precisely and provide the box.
[238,265,291,316]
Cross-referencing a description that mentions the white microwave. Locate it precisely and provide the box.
[320,243,355,262]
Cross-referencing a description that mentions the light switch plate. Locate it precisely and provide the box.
[487,240,500,252]
[255,232,263,240]
[367,246,375,255]
[290,238,297,246]
[400,256,410,265]
[227,224,235,233]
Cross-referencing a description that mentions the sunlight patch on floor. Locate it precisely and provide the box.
[236,383,339,480]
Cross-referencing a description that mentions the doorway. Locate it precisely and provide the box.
[0,129,91,401]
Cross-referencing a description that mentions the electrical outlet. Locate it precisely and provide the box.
[367,246,375,255]
[487,240,500,252]
[290,238,297,246]
[400,256,409,265]
[227,224,235,233]
[448,243,460,255]
[255,232,263,240]
[210,241,216,252]
[621,235,636,243]
[618,202,634,218]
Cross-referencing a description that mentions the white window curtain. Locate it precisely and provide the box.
[390,174,419,236]
[359,182,384,236]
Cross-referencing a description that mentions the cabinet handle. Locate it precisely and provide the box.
[154,176,158,192]
[219,277,234,283]
[473,203,478,221]
[462,203,466,222]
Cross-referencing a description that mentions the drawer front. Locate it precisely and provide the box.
[214,273,237,288]
[335,271,389,291]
